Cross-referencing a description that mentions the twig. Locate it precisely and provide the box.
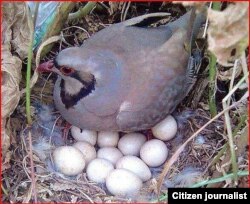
[26,131,38,203]
[122,2,131,21]
[207,113,247,169]
[207,52,248,172]
[1,185,8,196]
[20,35,62,96]
[97,2,110,11]
[68,2,97,22]
[202,2,212,38]
[240,52,249,86]
[157,93,248,195]
[222,74,249,185]
[155,170,249,202]
[227,59,239,106]
[49,115,61,146]
[63,25,90,38]
[48,115,61,170]
[36,35,62,68]
[40,72,52,102]
[77,189,94,203]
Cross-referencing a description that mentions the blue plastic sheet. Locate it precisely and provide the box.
[27,2,59,49]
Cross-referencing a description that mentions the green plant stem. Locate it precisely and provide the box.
[222,75,248,185]
[191,171,249,188]
[212,2,221,11]
[209,114,247,167]
[208,2,221,117]
[208,51,217,117]
[26,3,39,125]
[26,4,40,203]
[153,171,249,202]
[68,2,97,21]
[26,39,34,125]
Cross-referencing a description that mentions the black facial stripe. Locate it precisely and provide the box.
[60,72,96,109]
[53,58,59,68]
[71,72,93,87]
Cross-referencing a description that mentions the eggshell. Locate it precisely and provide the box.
[97,131,119,147]
[118,133,146,156]
[140,139,168,167]
[53,146,85,176]
[86,158,114,183]
[152,115,177,141]
[116,156,151,182]
[97,147,123,165]
[71,126,97,145]
[73,141,96,164]
[106,169,142,197]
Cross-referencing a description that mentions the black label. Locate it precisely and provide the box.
[168,188,250,204]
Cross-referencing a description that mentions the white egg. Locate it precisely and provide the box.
[140,139,168,167]
[106,169,142,197]
[71,126,97,145]
[73,141,96,164]
[86,158,114,183]
[97,131,119,147]
[118,133,146,156]
[116,156,151,182]
[53,146,85,176]
[152,115,177,141]
[97,147,123,165]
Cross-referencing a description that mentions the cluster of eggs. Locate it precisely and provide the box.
[53,115,177,197]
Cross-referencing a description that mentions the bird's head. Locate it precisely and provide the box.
[37,47,123,109]
[37,47,97,109]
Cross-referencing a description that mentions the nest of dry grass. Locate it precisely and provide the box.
[2,2,249,203]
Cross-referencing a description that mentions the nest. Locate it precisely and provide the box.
[2,2,249,203]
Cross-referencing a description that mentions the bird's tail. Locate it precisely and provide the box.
[185,7,207,93]
[189,7,206,51]
[167,7,206,52]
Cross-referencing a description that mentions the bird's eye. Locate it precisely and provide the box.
[60,67,75,75]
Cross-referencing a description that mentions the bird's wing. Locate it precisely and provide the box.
[81,12,177,51]
[79,10,199,121]
[78,13,181,118]
[116,27,190,130]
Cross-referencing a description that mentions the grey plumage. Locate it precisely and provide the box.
[38,9,205,131]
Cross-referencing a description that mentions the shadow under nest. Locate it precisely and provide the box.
[2,2,248,203]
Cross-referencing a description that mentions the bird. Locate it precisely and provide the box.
[38,9,204,132]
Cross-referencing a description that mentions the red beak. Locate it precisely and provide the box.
[37,60,54,72]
